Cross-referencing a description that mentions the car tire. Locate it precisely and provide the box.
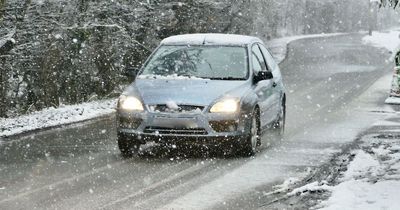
[241,109,260,157]
[118,134,141,157]
[274,102,286,136]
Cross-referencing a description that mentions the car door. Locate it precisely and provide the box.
[251,44,275,128]
[258,44,282,121]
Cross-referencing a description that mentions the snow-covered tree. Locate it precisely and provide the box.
[0,0,399,117]
[380,0,399,8]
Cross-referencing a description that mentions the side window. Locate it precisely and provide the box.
[252,53,262,73]
[251,45,267,72]
[259,44,282,79]
[258,44,277,71]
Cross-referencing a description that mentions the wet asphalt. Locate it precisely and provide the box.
[0,33,392,209]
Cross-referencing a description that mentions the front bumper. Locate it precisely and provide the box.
[116,109,251,145]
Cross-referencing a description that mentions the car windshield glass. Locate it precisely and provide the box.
[139,45,248,80]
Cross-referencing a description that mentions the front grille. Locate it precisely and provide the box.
[144,127,208,135]
[209,120,238,132]
[149,105,204,113]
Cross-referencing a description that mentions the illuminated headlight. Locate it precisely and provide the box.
[210,99,239,113]
[119,96,144,111]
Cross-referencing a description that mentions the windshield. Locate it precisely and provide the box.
[139,45,248,80]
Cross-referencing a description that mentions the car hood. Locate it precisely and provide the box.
[123,78,250,106]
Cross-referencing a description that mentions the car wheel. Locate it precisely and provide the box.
[118,134,141,157]
[274,102,286,136]
[241,110,260,157]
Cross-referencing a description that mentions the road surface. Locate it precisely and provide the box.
[0,33,392,209]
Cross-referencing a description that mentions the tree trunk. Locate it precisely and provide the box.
[0,0,6,22]
[0,57,7,117]
[368,1,373,36]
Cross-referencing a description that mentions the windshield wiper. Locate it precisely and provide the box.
[177,74,194,78]
[208,77,246,81]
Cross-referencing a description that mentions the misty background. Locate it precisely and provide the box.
[0,0,399,118]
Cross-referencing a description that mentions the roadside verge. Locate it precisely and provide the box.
[0,99,116,140]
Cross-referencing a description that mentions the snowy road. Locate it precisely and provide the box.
[0,34,392,209]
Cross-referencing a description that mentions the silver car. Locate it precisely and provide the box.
[117,34,286,156]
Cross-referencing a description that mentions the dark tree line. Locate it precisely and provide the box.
[381,0,400,8]
[0,0,398,117]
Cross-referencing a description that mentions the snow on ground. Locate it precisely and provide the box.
[385,96,400,105]
[321,180,400,210]
[283,109,400,210]
[287,181,332,196]
[340,150,381,181]
[0,99,117,138]
[362,30,400,61]
[266,33,344,64]
[320,136,400,210]
[362,30,400,105]
[283,132,400,210]
[319,73,400,209]
[271,177,301,194]
[271,73,399,209]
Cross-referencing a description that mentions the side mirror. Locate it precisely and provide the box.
[253,71,273,83]
[124,67,139,79]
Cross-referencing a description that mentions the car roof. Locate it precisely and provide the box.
[160,33,263,46]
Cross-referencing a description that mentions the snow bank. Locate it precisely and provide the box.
[287,181,332,196]
[272,177,300,194]
[362,30,400,60]
[321,180,400,210]
[385,96,400,104]
[319,135,400,209]
[0,99,117,138]
[283,119,400,210]
[341,150,381,181]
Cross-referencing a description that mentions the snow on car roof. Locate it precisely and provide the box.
[160,33,263,46]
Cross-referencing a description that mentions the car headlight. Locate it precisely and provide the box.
[210,99,239,113]
[119,96,144,111]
